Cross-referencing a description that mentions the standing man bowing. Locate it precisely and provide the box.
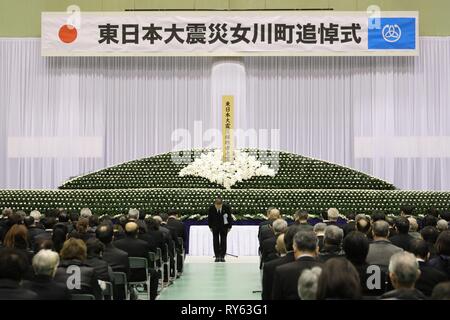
[208,197,233,262]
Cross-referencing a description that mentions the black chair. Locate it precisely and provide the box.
[129,257,150,300]
[103,281,114,300]
[112,271,129,300]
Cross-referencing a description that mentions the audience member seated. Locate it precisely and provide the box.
[421,226,439,258]
[34,217,57,249]
[318,225,344,262]
[167,210,186,246]
[325,208,339,226]
[23,249,70,300]
[344,231,386,296]
[390,217,414,252]
[145,216,165,253]
[408,217,422,240]
[366,220,403,268]
[316,258,362,300]
[24,216,44,247]
[400,206,414,217]
[423,214,438,228]
[80,208,93,220]
[431,281,450,300]
[96,223,129,276]
[371,211,387,222]
[291,210,313,232]
[437,219,449,233]
[356,215,371,239]
[410,239,447,296]
[28,210,43,229]
[258,208,281,243]
[0,248,37,300]
[298,267,322,300]
[380,252,426,300]
[86,238,113,282]
[272,230,322,300]
[428,230,450,278]
[69,218,94,242]
[342,212,356,237]
[313,223,326,251]
[261,224,299,300]
[52,223,68,253]
[113,222,158,299]
[54,238,102,300]
[0,211,23,242]
[440,211,450,227]
[261,218,287,264]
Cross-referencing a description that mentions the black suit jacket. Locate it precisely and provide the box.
[208,204,233,230]
[260,236,278,264]
[113,236,151,282]
[258,224,274,244]
[389,233,414,252]
[113,236,151,259]
[0,279,38,300]
[23,275,70,300]
[416,260,448,296]
[167,217,186,242]
[86,256,113,282]
[261,252,296,300]
[102,243,130,276]
[272,256,322,300]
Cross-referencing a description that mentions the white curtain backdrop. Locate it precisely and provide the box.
[0,38,449,190]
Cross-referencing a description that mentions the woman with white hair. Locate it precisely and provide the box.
[23,249,70,300]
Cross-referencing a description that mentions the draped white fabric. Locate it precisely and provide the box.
[188,226,259,256]
[0,38,449,190]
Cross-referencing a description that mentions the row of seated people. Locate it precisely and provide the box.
[0,207,186,300]
[259,207,450,300]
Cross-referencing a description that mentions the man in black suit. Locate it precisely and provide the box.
[260,218,287,264]
[208,197,233,262]
[390,216,414,252]
[272,230,322,300]
[166,211,186,273]
[410,239,448,296]
[114,222,159,300]
[261,224,300,300]
[0,248,38,300]
[96,223,130,275]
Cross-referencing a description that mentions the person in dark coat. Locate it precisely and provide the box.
[114,222,159,300]
[318,225,345,262]
[410,239,448,296]
[260,219,287,265]
[23,249,70,300]
[96,223,129,275]
[428,230,450,278]
[272,230,322,300]
[54,238,102,300]
[390,217,414,252]
[85,238,113,282]
[261,224,299,300]
[0,248,37,300]
[207,197,233,262]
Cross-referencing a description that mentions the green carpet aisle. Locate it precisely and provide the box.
[158,257,261,300]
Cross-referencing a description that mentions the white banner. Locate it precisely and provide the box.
[41,11,419,57]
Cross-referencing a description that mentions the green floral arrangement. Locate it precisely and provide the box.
[0,149,447,217]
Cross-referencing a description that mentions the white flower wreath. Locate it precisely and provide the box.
[178,149,276,189]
